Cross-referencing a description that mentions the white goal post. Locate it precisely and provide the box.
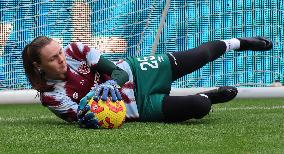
[1,87,284,104]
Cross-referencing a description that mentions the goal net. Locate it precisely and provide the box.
[0,0,284,103]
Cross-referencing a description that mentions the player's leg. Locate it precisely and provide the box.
[168,37,273,81]
[167,40,226,81]
[161,86,238,122]
[138,93,212,122]
[138,86,238,122]
[162,94,212,122]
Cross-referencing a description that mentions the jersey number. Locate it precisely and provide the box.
[137,56,158,70]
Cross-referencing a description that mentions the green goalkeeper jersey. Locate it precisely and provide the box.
[126,54,172,121]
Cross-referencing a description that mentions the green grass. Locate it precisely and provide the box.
[0,99,284,154]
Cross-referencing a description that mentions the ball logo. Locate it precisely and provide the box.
[90,101,104,113]
[72,92,78,99]
[98,117,114,129]
[106,101,124,113]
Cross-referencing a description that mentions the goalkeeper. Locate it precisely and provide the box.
[22,36,272,128]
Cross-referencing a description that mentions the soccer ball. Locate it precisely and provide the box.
[87,98,126,129]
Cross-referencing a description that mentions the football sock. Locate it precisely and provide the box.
[221,38,240,51]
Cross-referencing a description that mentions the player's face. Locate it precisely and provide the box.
[38,40,67,80]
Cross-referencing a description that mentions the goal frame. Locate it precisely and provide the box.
[1,87,284,104]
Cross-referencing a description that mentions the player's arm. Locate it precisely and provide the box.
[66,42,127,101]
[42,92,99,128]
[65,42,128,86]
[42,92,98,128]
[41,93,78,122]
[95,56,128,86]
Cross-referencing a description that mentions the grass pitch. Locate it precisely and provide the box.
[0,99,284,154]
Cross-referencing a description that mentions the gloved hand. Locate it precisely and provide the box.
[94,80,122,102]
[77,93,99,129]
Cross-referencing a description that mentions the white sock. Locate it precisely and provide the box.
[221,38,240,52]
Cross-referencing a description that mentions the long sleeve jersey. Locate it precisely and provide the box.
[41,42,139,122]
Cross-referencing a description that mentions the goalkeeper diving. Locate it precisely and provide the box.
[22,36,273,128]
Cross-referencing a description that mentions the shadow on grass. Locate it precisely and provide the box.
[166,118,214,126]
[125,118,214,127]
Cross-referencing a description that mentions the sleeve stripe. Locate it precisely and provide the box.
[64,42,101,67]
[82,44,91,56]
[41,95,60,106]
[65,46,73,58]
[86,48,101,66]
[76,42,84,52]
[70,42,85,60]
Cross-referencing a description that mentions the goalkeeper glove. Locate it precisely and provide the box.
[77,92,99,129]
[94,80,122,102]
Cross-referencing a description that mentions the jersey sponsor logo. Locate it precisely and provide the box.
[78,61,90,74]
[72,92,79,99]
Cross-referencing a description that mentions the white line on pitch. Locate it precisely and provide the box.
[215,105,284,111]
